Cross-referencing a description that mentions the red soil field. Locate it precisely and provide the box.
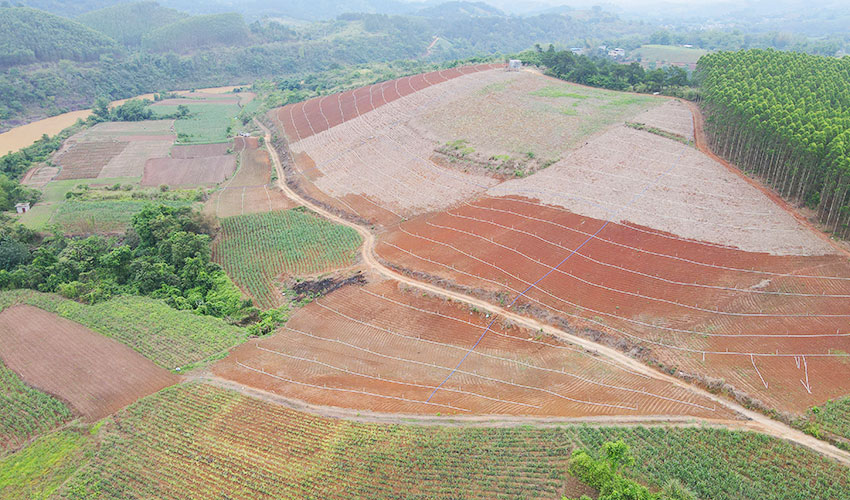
[142,155,236,186]
[0,305,178,420]
[215,280,731,418]
[269,63,504,143]
[375,196,850,412]
[54,141,129,180]
[170,142,230,158]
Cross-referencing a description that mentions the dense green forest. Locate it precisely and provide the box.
[517,45,696,98]
[0,7,118,67]
[140,13,250,53]
[77,1,187,47]
[697,49,850,238]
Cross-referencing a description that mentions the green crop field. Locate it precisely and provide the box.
[630,44,708,65]
[49,199,194,234]
[153,102,240,144]
[0,291,248,371]
[214,208,362,308]
[18,177,139,230]
[805,397,850,447]
[53,383,850,500]
[0,361,73,456]
[0,430,93,499]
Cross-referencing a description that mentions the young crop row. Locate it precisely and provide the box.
[214,208,361,309]
[0,429,91,498]
[55,383,850,500]
[0,361,73,455]
[0,290,247,370]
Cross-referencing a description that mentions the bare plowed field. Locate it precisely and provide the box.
[0,305,178,420]
[376,195,850,412]
[489,125,834,255]
[271,64,503,142]
[216,280,731,418]
[141,155,236,186]
[97,139,174,178]
[170,142,230,158]
[629,99,694,141]
[54,141,128,180]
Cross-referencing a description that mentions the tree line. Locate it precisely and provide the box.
[697,49,850,238]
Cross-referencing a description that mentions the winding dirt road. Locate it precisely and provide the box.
[255,118,850,466]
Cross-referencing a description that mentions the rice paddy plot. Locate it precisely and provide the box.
[213,208,362,308]
[54,383,850,500]
[0,361,73,456]
[152,103,240,144]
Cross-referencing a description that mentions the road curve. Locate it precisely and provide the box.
[255,118,850,466]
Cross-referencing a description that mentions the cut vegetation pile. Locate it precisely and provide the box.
[212,208,361,308]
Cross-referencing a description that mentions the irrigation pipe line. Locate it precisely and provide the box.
[467,198,850,281]
[279,325,638,411]
[311,298,713,411]
[383,240,850,343]
[443,209,850,298]
[235,360,469,412]
[422,219,850,317]
[254,344,542,409]
[425,148,689,403]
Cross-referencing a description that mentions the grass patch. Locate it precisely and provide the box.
[0,290,248,371]
[18,177,140,230]
[0,430,92,499]
[0,361,73,456]
[50,199,195,234]
[56,383,850,500]
[214,208,362,309]
[530,86,590,99]
[477,81,509,95]
[153,103,240,144]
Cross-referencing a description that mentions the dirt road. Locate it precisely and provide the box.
[255,118,850,466]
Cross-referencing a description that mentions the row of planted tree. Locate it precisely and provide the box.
[697,49,850,238]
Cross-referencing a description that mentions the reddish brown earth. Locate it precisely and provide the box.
[215,280,732,418]
[0,305,178,420]
[270,63,504,143]
[375,196,850,412]
[142,155,236,186]
[54,141,129,180]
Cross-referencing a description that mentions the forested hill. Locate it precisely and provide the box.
[77,1,187,47]
[697,49,850,238]
[0,6,119,67]
[140,13,250,53]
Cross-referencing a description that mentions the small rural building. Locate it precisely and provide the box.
[15,202,30,214]
[507,59,522,71]
[570,47,584,55]
[608,48,626,58]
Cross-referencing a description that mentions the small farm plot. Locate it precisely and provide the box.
[629,99,694,141]
[375,194,850,413]
[170,142,231,158]
[50,199,194,234]
[212,208,361,308]
[0,429,93,499]
[0,361,73,456]
[141,155,236,187]
[152,102,240,144]
[215,280,729,418]
[54,141,128,180]
[0,305,178,420]
[55,384,850,500]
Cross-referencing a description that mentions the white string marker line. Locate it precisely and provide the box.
[357,288,651,380]
[424,149,689,403]
[236,360,469,412]
[255,344,541,409]
[469,199,850,282]
[800,356,812,394]
[751,354,769,389]
[282,326,638,411]
[421,220,850,318]
[444,209,850,299]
